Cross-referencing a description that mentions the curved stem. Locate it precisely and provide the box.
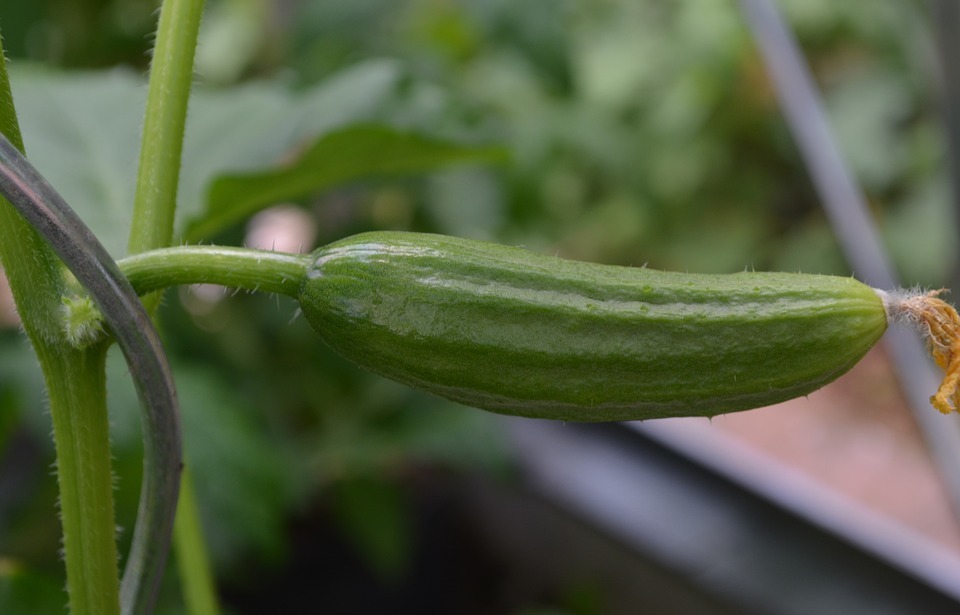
[118,246,310,298]
[0,134,182,615]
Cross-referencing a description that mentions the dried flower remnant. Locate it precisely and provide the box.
[882,289,960,414]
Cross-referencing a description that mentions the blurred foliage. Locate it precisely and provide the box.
[7,62,503,255]
[0,0,956,611]
[280,0,954,280]
[328,475,413,582]
[0,560,66,614]
[3,0,951,270]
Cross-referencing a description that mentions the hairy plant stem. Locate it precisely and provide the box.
[118,246,310,298]
[0,36,65,340]
[0,130,182,615]
[126,1,214,612]
[41,343,119,614]
[116,245,309,615]
[0,39,120,615]
[128,0,206,259]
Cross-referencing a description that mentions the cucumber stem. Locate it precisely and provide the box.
[117,246,311,298]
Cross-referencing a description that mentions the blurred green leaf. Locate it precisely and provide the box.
[186,124,507,241]
[330,475,412,582]
[0,334,49,439]
[11,59,404,256]
[0,561,65,615]
[176,364,302,570]
[194,0,268,85]
[0,390,15,456]
[827,69,912,191]
[884,177,957,288]
[425,167,506,239]
[105,352,302,571]
[9,66,145,258]
[12,58,502,251]
[175,59,407,238]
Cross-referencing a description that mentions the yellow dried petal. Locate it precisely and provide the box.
[886,290,960,414]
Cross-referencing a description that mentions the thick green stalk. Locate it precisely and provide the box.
[0,127,182,615]
[118,246,310,297]
[0,38,64,339]
[0,40,120,615]
[174,466,221,615]
[128,0,206,258]
[40,343,119,615]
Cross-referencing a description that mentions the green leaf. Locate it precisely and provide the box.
[186,124,508,241]
[12,60,503,252]
[174,60,406,238]
[10,60,404,256]
[8,67,144,258]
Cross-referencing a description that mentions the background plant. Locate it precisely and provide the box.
[0,0,953,613]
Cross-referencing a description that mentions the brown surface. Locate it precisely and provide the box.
[711,345,960,553]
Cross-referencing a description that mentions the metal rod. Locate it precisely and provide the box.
[737,0,960,522]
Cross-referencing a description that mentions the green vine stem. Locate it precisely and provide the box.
[128,0,206,260]
[0,131,182,615]
[122,0,206,611]
[174,466,221,615]
[116,245,309,613]
[0,148,120,615]
[114,245,310,613]
[0,39,121,615]
[0,32,66,340]
[119,246,310,297]
[40,344,120,615]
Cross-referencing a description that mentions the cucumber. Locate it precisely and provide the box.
[299,231,888,421]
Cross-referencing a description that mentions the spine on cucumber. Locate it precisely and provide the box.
[298,231,888,421]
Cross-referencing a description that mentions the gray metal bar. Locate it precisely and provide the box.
[508,420,960,615]
[737,0,960,523]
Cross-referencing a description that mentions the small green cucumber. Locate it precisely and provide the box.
[299,231,888,421]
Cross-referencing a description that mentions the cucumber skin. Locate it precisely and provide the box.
[299,231,888,421]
